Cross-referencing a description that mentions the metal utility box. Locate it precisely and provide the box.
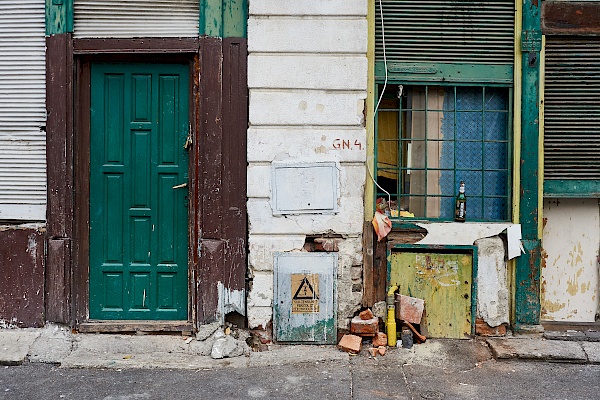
[388,245,477,339]
[274,253,337,343]
[271,162,339,215]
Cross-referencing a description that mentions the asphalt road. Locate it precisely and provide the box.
[1,359,599,400]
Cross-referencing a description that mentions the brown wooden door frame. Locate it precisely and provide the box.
[46,36,248,330]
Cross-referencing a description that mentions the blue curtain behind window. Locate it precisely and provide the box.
[440,88,508,221]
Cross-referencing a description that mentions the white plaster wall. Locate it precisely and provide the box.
[247,1,368,330]
[542,199,600,322]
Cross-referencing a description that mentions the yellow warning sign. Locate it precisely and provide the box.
[291,274,319,314]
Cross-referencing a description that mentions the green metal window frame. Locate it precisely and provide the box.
[374,82,513,222]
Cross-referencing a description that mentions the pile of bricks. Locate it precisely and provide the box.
[337,308,387,355]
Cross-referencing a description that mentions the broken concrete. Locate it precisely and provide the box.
[0,329,40,365]
[28,324,73,363]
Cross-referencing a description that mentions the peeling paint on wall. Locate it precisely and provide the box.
[542,199,600,322]
[217,281,246,325]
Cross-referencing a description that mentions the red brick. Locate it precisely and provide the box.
[395,294,424,324]
[475,318,507,337]
[350,316,378,337]
[338,334,362,353]
[372,332,387,347]
[359,309,374,320]
[368,347,378,357]
[377,346,386,356]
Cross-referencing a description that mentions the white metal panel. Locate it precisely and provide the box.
[73,0,199,38]
[0,1,46,221]
[542,199,600,322]
[271,162,339,215]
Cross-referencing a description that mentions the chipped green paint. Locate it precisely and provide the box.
[515,0,542,328]
[544,180,600,198]
[200,0,247,38]
[46,0,73,35]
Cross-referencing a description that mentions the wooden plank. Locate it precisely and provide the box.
[73,38,200,54]
[78,321,193,333]
[222,38,248,293]
[73,58,91,325]
[198,36,224,239]
[0,227,45,327]
[374,238,388,304]
[46,238,71,324]
[362,221,375,307]
[46,33,74,239]
[197,239,225,324]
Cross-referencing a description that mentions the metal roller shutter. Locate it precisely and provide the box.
[0,1,46,221]
[74,0,199,38]
[375,0,515,65]
[544,37,600,181]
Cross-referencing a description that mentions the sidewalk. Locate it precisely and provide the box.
[2,325,600,369]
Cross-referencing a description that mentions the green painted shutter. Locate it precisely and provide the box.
[375,0,515,83]
[544,37,600,196]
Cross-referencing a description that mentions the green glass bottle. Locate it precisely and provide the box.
[454,181,466,222]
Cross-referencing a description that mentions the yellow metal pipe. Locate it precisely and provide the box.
[386,284,398,346]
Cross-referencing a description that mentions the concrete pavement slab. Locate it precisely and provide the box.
[487,338,587,362]
[28,324,73,364]
[0,329,40,366]
[580,342,600,363]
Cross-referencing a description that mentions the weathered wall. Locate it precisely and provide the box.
[247,0,368,331]
[0,225,45,327]
[542,199,600,322]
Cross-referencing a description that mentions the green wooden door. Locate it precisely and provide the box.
[89,63,189,320]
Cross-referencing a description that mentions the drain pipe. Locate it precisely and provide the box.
[386,284,399,346]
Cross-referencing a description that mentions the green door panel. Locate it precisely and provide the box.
[90,63,189,320]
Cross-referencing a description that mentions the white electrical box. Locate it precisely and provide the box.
[271,162,339,214]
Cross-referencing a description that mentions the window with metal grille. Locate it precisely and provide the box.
[376,84,511,221]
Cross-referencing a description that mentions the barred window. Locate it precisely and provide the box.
[376,84,511,221]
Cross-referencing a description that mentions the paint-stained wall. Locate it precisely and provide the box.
[542,199,600,322]
[0,225,45,327]
[246,0,368,331]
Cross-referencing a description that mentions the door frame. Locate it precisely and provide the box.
[46,36,248,332]
[74,49,198,331]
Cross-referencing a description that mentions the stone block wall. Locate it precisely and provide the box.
[246,0,368,331]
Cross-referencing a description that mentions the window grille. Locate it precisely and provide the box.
[375,84,511,221]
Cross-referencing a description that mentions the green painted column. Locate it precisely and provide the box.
[46,0,73,35]
[200,0,247,38]
[515,0,542,329]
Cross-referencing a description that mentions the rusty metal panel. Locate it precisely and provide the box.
[542,1,600,35]
[274,253,337,344]
[0,226,45,327]
[389,248,474,339]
